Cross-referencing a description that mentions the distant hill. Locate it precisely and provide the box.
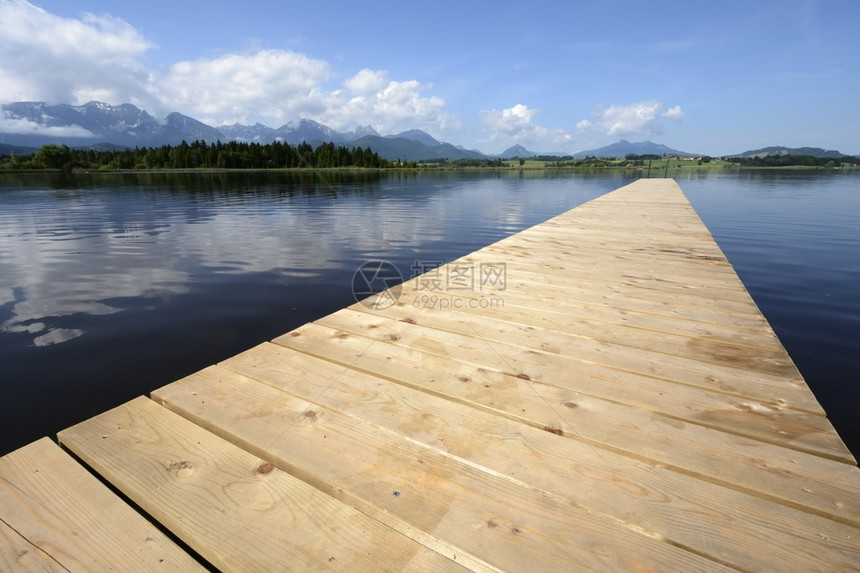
[573,139,697,158]
[352,135,484,162]
[499,144,536,158]
[0,143,37,155]
[387,129,440,147]
[732,146,845,158]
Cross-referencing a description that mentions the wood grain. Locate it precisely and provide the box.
[58,397,468,573]
[274,324,860,523]
[0,437,202,572]
[190,345,860,571]
[152,369,735,572]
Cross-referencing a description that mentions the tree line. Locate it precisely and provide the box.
[546,156,613,168]
[0,140,398,171]
[725,154,858,167]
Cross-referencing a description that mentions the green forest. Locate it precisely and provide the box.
[0,140,398,171]
[724,154,856,167]
[2,140,858,172]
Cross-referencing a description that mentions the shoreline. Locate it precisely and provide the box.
[0,163,857,175]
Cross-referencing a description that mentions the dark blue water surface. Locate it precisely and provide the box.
[1,170,858,458]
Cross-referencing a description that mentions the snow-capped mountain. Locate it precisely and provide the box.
[216,122,278,143]
[217,120,380,145]
[0,101,222,147]
[348,125,380,139]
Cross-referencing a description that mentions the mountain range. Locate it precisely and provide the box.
[0,101,852,161]
[0,101,487,161]
[1,101,222,149]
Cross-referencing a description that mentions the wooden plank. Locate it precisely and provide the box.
[401,281,788,352]
[192,347,860,571]
[370,295,800,379]
[469,245,740,280]
[314,308,831,426]
[58,397,467,573]
[426,265,779,330]
[469,249,762,295]
[347,302,830,441]
[275,325,860,519]
[409,273,770,334]
[1,520,67,573]
[456,254,768,313]
[512,221,726,240]
[468,237,740,276]
[459,256,760,304]
[0,437,202,572]
[149,369,736,572]
[400,285,789,362]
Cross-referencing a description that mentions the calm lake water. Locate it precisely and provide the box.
[1,170,858,458]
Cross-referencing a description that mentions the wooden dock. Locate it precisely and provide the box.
[2,179,858,571]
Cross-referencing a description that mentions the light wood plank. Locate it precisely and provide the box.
[457,256,760,304]
[58,398,467,573]
[1,520,67,573]
[192,348,860,571]
[0,437,202,572]
[150,370,735,572]
[401,281,788,352]
[465,255,762,305]
[467,250,764,299]
[408,271,771,334]
[423,266,780,330]
[275,325,860,519]
[358,296,800,380]
[314,308,832,427]
[347,302,832,445]
[469,246,740,281]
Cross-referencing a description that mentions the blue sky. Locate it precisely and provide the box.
[1,0,857,155]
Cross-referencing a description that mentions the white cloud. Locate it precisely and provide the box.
[342,69,388,96]
[479,104,571,151]
[578,100,684,137]
[0,0,153,105]
[155,60,454,134]
[155,50,332,125]
[0,114,95,137]
[320,69,455,135]
[0,1,456,137]
[604,101,661,136]
[662,105,685,119]
[480,104,537,133]
[0,3,454,136]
